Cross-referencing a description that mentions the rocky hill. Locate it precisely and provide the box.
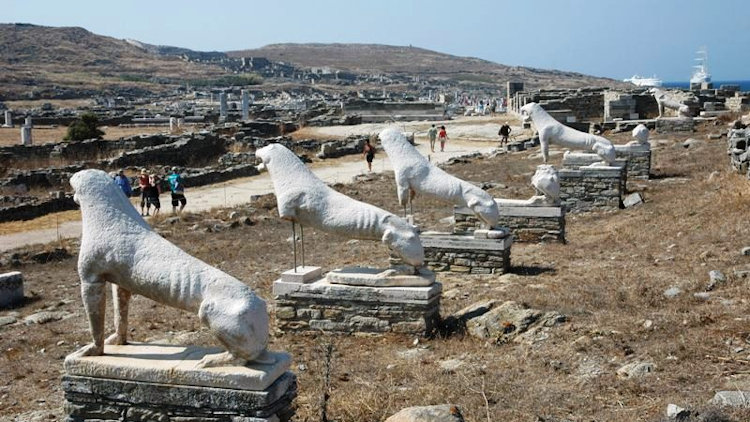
[0,23,230,99]
[229,43,626,90]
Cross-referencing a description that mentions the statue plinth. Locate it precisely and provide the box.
[414,230,513,275]
[273,273,441,335]
[62,344,296,422]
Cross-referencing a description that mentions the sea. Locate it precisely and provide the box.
[663,80,750,92]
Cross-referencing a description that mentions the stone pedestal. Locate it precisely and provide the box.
[559,165,625,212]
[0,271,24,308]
[273,275,441,335]
[2,110,12,128]
[62,344,296,422]
[656,117,694,133]
[420,231,512,274]
[454,204,565,243]
[21,125,32,146]
[615,143,651,179]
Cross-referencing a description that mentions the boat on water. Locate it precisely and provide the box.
[690,48,712,87]
[623,75,663,87]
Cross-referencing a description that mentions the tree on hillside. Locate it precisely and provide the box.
[64,112,105,141]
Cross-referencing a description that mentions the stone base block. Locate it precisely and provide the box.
[62,344,296,422]
[327,266,435,287]
[559,165,625,212]
[281,266,322,283]
[455,204,565,243]
[273,279,441,335]
[615,144,651,179]
[420,232,512,274]
[0,271,24,308]
[656,117,694,133]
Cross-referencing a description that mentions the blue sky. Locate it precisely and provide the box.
[6,0,749,81]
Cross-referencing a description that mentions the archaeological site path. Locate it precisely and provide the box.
[0,138,497,252]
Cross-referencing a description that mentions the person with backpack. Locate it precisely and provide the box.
[499,122,512,146]
[167,167,187,214]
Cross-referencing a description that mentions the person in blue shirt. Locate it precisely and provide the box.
[113,169,132,197]
[167,167,187,213]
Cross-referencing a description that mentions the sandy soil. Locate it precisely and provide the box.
[0,125,204,147]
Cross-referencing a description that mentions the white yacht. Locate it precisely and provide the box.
[690,48,712,85]
[623,75,663,87]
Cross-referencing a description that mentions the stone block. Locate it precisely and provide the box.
[0,271,24,308]
[62,344,297,422]
[419,232,512,274]
[280,266,322,283]
[326,266,434,287]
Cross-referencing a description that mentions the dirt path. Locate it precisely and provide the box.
[0,138,498,252]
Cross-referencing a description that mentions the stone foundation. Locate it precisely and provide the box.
[656,118,694,133]
[559,166,625,212]
[615,144,651,179]
[0,271,23,308]
[273,277,441,335]
[62,344,296,422]
[420,232,512,274]
[454,205,565,243]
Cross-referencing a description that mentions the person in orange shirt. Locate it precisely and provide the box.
[138,168,151,216]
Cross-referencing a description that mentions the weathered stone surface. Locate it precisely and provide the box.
[64,343,291,391]
[710,390,750,407]
[465,301,564,342]
[327,266,435,287]
[273,278,441,335]
[0,271,24,308]
[558,165,625,212]
[280,266,322,283]
[455,204,565,243]
[418,232,512,274]
[385,404,465,422]
[623,192,643,208]
[62,371,297,422]
[23,310,71,324]
[616,361,655,378]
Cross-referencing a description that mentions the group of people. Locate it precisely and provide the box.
[427,124,449,152]
[113,167,187,215]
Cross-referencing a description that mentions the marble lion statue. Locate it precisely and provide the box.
[520,102,616,165]
[256,143,425,267]
[649,88,691,118]
[496,164,560,207]
[70,169,269,367]
[630,124,650,145]
[378,127,499,228]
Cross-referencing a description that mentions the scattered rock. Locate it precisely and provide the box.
[451,299,498,323]
[439,216,455,225]
[228,211,239,219]
[239,216,255,226]
[465,301,564,343]
[23,310,71,325]
[710,390,750,407]
[643,319,653,329]
[693,292,711,300]
[396,348,430,361]
[741,247,750,256]
[623,192,643,208]
[663,286,682,299]
[616,361,655,378]
[734,269,750,278]
[346,239,360,245]
[384,404,465,422]
[0,315,17,326]
[666,403,690,419]
[438,359,464,372]
[707,171,721,182]
[165,216,181,225]
[706,270,727,291]
[682,138,703,148]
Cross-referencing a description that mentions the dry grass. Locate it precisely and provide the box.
[2,122,750,421]
[0,209,81,236]
[0,125,201,147]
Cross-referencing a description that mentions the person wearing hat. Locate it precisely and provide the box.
[114,169,132,197]
[167,167,187,214]
[137,168,152,216]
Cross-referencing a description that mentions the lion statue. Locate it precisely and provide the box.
[520,102,616,166]
[70,169,269,367]
[496,164,560,207]
[649,88,692,118]
[256,143,425,267]
[378,127,499,228]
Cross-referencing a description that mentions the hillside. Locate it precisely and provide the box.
[0,23,231,99]
[229,43,626,89]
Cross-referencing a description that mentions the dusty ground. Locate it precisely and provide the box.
[0,124,204,147]
[2,120,750,421]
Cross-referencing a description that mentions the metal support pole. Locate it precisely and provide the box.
[292,221,297,272]
[300,225,305,268]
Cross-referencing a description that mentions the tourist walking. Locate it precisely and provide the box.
[438,125,449,152]
[499,122,511,146]
[145,173,162,216]
[114,169,132,197]
[138,168,151,216]
[167,167,187,213]
[363,138,376,172]
[427,124,438,152]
